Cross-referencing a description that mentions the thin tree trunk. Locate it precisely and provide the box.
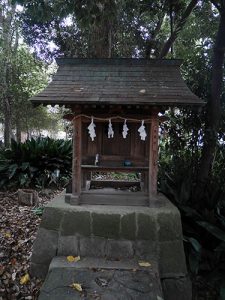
[3,100,12,147]
[194,10,225,202]
[158,0,198,58]
[16,119,22,143]
[1,1,16,147]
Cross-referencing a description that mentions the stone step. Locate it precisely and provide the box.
[38,257,164,300]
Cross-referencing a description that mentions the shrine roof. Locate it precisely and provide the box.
[30,58,203,106]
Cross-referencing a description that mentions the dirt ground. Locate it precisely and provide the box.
[0,190,218,300]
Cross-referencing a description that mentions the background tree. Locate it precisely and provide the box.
[9,46,58,141]
[195,1,225,201]
[0,1,63,146]
[0,0,18,146]
[15,0,199,59]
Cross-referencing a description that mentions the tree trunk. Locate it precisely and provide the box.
[88,1,116,58]
[0,1,16,147]
[3,99,12,147]
[16,119,22,143]
[89,21,112,58]
[194,10,225,202]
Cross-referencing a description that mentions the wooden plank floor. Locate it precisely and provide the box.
[80,188,148,206]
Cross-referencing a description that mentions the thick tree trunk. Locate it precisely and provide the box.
[88,1,116,58]
[89,21,112,58]
[194,10,225,202]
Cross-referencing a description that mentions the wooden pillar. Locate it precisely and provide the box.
[149,112,159,199]
[72,116,82,203]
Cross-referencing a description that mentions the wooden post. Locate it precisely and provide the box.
[72,116,82,204]
[149,111,159,199]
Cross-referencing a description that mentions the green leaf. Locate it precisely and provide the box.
[219,278,225,300]
[197,221,225,242]
[21,162,30,171]
[215,242,225,252]
[188,248,200,274]
[8,164,18,179]
[32,207,44,216]
[0,163,8,172]
[19,173,28,186]
[179,206,202,219]
[184,236,202,253]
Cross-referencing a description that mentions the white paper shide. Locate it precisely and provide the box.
[87,117,96,141]
[138,120,147,141]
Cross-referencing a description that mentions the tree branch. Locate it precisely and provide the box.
[145,12,165,58]
[144,0,166,58]
[158,0,198,58]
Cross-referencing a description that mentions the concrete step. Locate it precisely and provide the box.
[38,257,164,300]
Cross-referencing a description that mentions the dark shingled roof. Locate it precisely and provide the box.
[30,58,203,106]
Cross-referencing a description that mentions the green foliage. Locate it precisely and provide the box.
[159,125,225,296]
[17,0,201,59]
[32,207,44,216]
[0,137,72,189]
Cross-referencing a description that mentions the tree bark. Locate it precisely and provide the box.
[0,1,16,147]
[3,98,12,147]
[88,1,116,58]
[158,0,198,58]
[194,9,225,202]
[16,119,22,143]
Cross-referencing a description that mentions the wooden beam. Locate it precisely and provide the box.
[72,116,82,203]
[149,113,159,199]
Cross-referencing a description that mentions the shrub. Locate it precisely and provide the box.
[0,137,72,189]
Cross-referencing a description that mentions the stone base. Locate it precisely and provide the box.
[162,275,192,300]
[31,192,191,299]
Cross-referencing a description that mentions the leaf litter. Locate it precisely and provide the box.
[0,189,61,300]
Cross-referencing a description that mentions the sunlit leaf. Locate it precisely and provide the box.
[70,283,82,292]
[20,273,30,285]
[138,261,151,267]
[67,255,80,263]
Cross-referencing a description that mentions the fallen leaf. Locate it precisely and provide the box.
[70,283,82,292]
[5,232,11,238]
[12,272,17,281]
[11,258,17,265]
[0,265,5,276]
[74,256,81,262]
[138,261,151,267]
[67,255,80,263]
[95,277,109,287]
[20,273,30,285]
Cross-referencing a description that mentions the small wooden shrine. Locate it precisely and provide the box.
[31,58,203,205]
